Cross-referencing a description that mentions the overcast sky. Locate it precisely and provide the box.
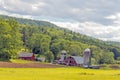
[0,0,120,42]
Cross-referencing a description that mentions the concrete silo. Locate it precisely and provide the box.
[83,48,91,67]
[58,50,67,64]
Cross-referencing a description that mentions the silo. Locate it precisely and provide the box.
[59,50,67,62]
[83,48,91,67]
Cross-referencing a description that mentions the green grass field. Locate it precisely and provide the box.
[0,68,120,80]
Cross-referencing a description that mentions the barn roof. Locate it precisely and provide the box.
[18,52,34,57]
[71,56,83,64]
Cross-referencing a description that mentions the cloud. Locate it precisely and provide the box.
[0,9,33,19]
[106,13,120,25]
[52,21,120,41]
[1,0,120,23]
[0,0,46,15]
[31,2,46,11]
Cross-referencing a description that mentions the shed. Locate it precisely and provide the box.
[65,56,83,66]
[18,52,35,61]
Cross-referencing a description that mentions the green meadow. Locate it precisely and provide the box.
[0,68,120,80]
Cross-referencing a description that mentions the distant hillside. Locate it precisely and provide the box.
[0,15,103,45]
[0,15,120,64]
[0,15,58,28]
[0,15,106,44]
[106,41,120,47]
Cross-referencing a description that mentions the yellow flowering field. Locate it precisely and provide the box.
[0,68,120,80]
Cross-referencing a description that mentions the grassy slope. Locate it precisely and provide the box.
[0,68,120,80]
[10,59,35,63]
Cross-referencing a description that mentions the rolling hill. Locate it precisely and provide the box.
[0,14,120,64]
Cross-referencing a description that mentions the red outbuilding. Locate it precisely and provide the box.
[18,52,35,61]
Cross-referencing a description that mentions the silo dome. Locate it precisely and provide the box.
[84,48,91,52]
[61,50,67,55]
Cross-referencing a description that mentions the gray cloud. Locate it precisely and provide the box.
[1,0,120,23]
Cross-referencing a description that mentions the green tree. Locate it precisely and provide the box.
[45,51,54,62]
[100,52,114,64]
[0,19,22,60]
[50,43,60,60]
[7,19,23,58]
[68,44,80,56]
[27,33,51,57]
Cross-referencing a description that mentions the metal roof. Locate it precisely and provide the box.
[18,52,34,57]
[71,56,84,64]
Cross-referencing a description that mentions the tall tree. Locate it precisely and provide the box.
[0,19,22,59]
[27,33,51,57]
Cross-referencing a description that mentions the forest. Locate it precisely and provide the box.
[0,15,120,64]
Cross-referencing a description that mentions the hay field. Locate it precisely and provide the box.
[0,68,120,80]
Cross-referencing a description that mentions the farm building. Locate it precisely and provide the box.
[65,56,83,66]
[36,57,45,62]
[58,48,91,67]
[18,52,35,61]
[58,50,67,64]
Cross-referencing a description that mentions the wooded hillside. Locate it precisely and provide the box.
[0,15,120,64]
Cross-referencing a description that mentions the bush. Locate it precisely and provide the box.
[45,51,54,62]
[100,52,114,64]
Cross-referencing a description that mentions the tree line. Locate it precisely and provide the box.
[0,16,120,64]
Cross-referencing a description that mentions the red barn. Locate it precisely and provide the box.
[65,56,83,66]
[18,53,35,61]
